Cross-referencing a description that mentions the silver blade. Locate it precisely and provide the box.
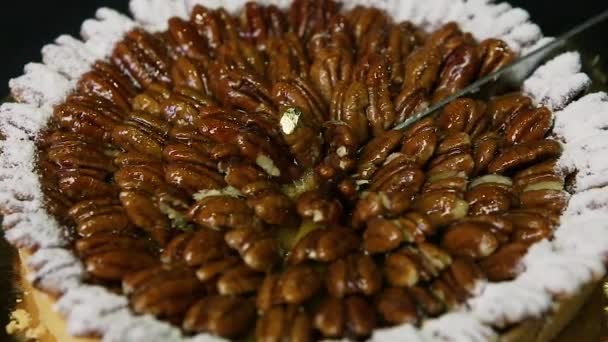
[392,7,608,131]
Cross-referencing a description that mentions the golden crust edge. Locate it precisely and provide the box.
[8,249,601,342]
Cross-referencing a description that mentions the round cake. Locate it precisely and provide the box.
[2,0,607,341]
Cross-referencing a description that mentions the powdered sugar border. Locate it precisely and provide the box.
[2,1,607,341]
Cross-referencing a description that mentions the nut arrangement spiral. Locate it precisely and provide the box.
[36,0,568,340]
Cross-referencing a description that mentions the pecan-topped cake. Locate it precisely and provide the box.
[2,0,607,341]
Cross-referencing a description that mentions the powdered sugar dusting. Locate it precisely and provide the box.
[130,0,189,31]
[523,52,591,110]
[1,0,607,341]
[9,63,71,108]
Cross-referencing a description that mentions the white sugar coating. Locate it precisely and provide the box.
[102,314,184,342]
[0,103,52,138]
[521,240,605,295]
[27,248,84,294]
[56,285,129,335]
[469,277,552,327]
[129,0,188,31]
[81,8,137,58]
[564,187,608,217]
[42,35,96,80]
[559,131,608,191]
[9,63,71,108]
[1,0,608,341]
[523,52,591,110]
[372,324,423,342]
[553,92,608,144]
[554,213,608,257]
[420,312,498,342]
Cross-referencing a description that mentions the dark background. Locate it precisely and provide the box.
[0,1,606,96]
[0,1,607,341]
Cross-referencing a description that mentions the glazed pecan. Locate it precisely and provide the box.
[76,233,158,281]
[171,56,212,96]
[267,33,309,83]
[273,77,328,126]
[120,190,171,245]
[225,227,280,272]
[352,191,413,228]
[77,62,137,112]
[330,81,370,145]
[409,286,445,317]
[414,190,469,227]
[347,7,388,57]
[513,159,563,192]
[127,265,204,319]
[441,222,499,259]
[54,93,127,143]
[434,258,483,304]
[400,118,438,166]
[386,22,418,86]
[358,54,396,136]
[504,209,555,244]
[487,140,562,174]
[384,244,452,287]
[394,88,430,124]
[369,153,425,193]
[257,264,323,309]
[422,171,468,194]
[310,47,353,104]
[363,212,435,253]
[188,195,262,231]
[190,6,239,51]
[400,46,442,96]
[184,295,256,337]
[112,29,172,88]
[288,226,360,264]
[326,253,382,297]
[432,44,480,103]
[208,61,276,116]
[279,107,323,168]
[466,174,515,216]
[314,296,376,338]
[376,287,418,325]
[256,305,313,342]
[357,130,404,179]
[480,242,528,281]
[290,0,340,41]
[477,38,516,77]
[161,229,230,266]
[112,111,170,159]
[436,97,488,139]
[241,2,288,48]
[216,263,265,295]
[69,198,132,237]
[131,83,172,116]
[296,190,343,224]
[486,92,533,130]
[504,107,552,145]
[472,132,501,175]
[242,180,299,226]
[167,17,207,60]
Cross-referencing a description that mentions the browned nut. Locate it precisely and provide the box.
[314,296,376,338]
[401,46,442,95]
[217,264,264,295]
[436,132,472,155]
[375,287,418,325]
[414,190,469,227]
[161,229,229,266]
[183,295,256,338]
[257,264,322,309]
[441,258,483,301]
[279,107,323,168]
[330,81,370,145]
[486,92,533,130]
[436,97,488,139]
[369,154,425,193]
[466,174,514,216]
[441,222,499,259]
[363,212,435,254]
[487,140,562,175]
[120,190,170,245]
[472,132,501,175]
[357,130,404,179]
[400,118,438,166]
[256,305,313,342]
[427,150,475,177]
[477,38,516,77]
[480,243,529,281]
[129,266,204,318]
[504,107,552,145]
[296,190,343,224]
[326,253,382,297]
[225,228,280,272]
[519,189,568,213]
[422,171,468,194]
[408,286,445,317]
[80,243,158,282]
[352,191,413,228]
[384,249,419,287]
[188,195,263,231]
[289,226,360,265]
[432,44,480,104]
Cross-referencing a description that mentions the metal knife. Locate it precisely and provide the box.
[392,7,608,131]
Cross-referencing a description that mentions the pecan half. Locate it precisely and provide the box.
[184,295,256,337]
[314,296,375,338]
[256,305,313,342]
[326,253,382,297]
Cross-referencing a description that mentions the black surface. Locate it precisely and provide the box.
[0,1,606,341]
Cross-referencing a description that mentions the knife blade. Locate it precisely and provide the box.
[392,7,608,131]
